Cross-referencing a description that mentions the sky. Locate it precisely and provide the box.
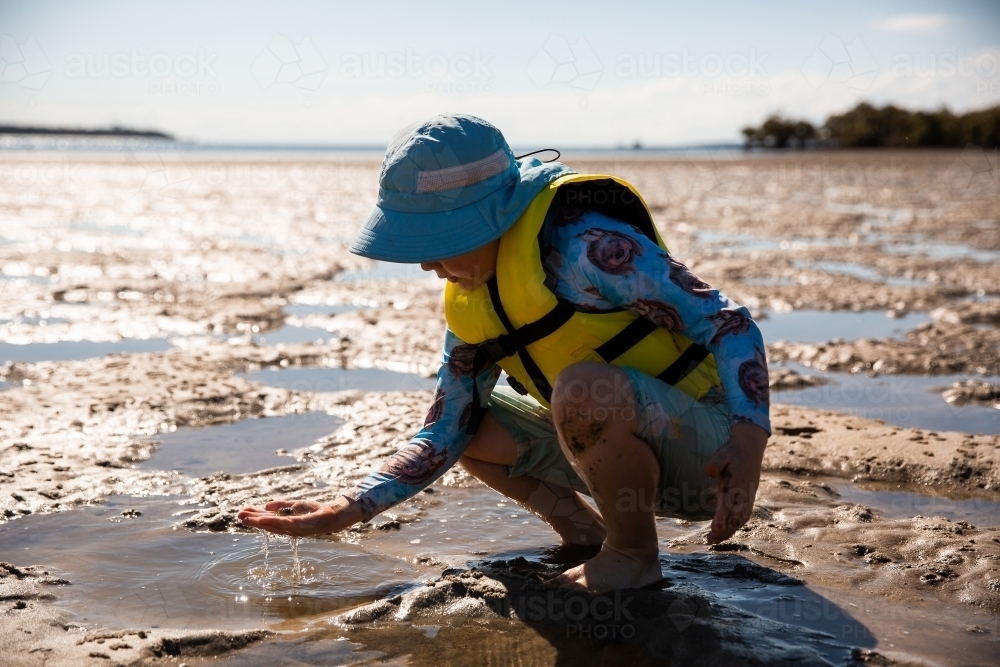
[1,0,998,147]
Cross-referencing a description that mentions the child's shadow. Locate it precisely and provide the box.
[477,548,875,667]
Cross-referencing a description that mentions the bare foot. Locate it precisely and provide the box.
[546,543,662,593]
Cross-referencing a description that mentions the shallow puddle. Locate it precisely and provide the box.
[0,496,420,630]
[1,313,69,326]
[695,230,849,253]
[758,309,930,344]
[252,326,340,346]
[880,236,1000,263]
[793,260,932,288]
[239,366,437,393]
[0,337,173,364]
[283,303,360,317]
[772,361,999,435]
[363,487,609,566]
[246,302,362,345]
[743,275,798,286]
[0,272,54,284]
[334,261,429,283]
[139,412,342,477]
[0,484,993,664]
[201,636,379,666]
[830,480,1000,527]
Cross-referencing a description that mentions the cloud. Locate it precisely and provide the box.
[872,13,954,33]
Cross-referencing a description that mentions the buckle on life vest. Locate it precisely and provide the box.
[479,335,516,363]
[506,375,529,395]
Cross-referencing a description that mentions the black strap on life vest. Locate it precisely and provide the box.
[594,315,709,386]
[657,342,710,385]
[594,317,658,362]
[465,277,575,434]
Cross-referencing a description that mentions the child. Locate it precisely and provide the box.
[239,114,770,593]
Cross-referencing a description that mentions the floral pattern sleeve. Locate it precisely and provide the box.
[543,208,771,434]
[343,329,500,522]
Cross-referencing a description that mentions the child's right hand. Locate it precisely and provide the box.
[237,496,363,537]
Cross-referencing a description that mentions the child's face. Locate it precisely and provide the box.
[420,238,500,291]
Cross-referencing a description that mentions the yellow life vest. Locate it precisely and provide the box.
[444,173,721,426]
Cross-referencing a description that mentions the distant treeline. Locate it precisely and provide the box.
[741,103,1000,149]
[0,125,174,139]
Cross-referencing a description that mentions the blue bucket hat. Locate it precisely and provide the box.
[350,114,573,263]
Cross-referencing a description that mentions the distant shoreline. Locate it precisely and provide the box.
[0,129,988,156]
[0,125,174,139]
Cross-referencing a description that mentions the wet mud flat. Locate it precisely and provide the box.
[0,150,998,666]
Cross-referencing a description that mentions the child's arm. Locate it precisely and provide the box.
[561,212,771,435]
[239,329,499,536]
[561,211,771,543]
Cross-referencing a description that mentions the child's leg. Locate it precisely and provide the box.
[460,412,606,545]
[548,362,664,592]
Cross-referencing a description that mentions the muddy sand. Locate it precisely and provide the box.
[0,150,998,666]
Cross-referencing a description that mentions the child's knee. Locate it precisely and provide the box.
[553,362,628,408]
[552,363,637,442]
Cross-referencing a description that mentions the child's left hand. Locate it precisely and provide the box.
[703,422,768,543]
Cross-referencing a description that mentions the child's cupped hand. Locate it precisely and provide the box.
[703,422,769,544]
[237,496,362,537]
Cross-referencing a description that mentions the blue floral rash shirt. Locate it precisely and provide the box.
[345,207,771,522]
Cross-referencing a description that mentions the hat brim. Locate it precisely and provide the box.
[349,160,573,263]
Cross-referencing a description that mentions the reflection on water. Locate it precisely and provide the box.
[0,337,173,364]
[0,496,419,630]
[772,361,999,435]
[206,636,379,666]
[758,309,930,344]
[139,412,342,477]
[240,366,437,393]
[364,487,577,567]
[966,291,999,303]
